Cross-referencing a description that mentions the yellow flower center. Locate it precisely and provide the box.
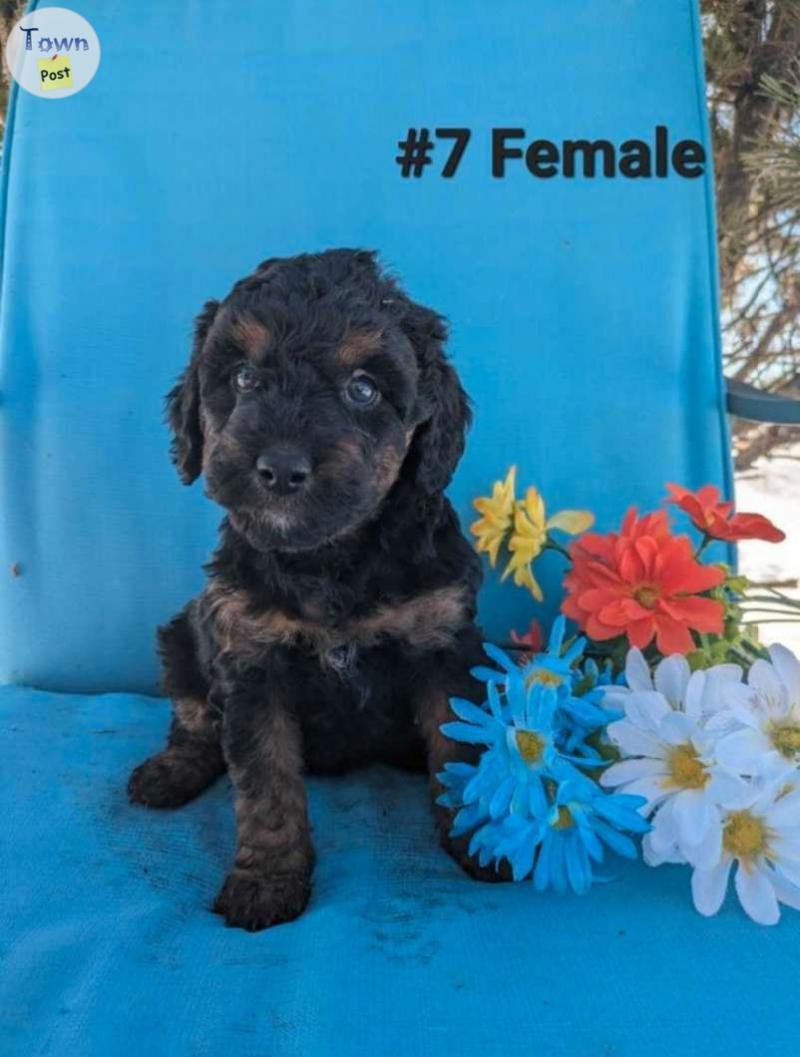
[553,805,574,830]
[516,730,545,764]
[770,724,800,759]
[524,667,563,689]
[723,810,768,861]
[666,743,709,790]
[633,585,660,609]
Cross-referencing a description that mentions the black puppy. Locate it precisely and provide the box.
[128,249,490,931]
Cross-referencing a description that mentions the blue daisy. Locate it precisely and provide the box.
[438,622,647,891]
[466,775,649,890]
[472,616,585,687]
[440,673,589,835]
[472,617,619,751]
[533,778,648,891]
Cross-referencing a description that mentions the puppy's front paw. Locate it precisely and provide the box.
[127,749,220,808]
[213,869,311,932]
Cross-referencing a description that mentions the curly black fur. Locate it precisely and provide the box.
[128,249,497,932]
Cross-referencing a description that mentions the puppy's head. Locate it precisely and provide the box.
[167,249,470,552]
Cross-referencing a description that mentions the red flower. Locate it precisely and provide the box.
[666,483,785,544]
[510,618,544,662]
[562,508,725,655]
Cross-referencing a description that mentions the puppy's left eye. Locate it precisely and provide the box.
[233,364,260,393]
[344,372,380,408]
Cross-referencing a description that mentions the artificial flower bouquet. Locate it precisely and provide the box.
[440,469,800,925]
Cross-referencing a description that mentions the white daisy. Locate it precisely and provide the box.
[600,650,747,867]
[691,774,800,925]
[716,645,800,776]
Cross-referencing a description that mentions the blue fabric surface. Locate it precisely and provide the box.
[0,0,732,692]
[1,683,797,1057]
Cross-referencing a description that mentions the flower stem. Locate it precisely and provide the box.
[743,594,800,611]
[694,534,713,559]
[545,538,572,561]
[729,641,770,664]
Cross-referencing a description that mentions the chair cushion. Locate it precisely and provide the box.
[2,685,795,1056]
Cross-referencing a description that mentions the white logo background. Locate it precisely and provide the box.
[4,7,100,99]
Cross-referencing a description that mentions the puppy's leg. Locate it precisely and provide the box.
[213,678,314,932]
[416,682,511,883]
[128,611,225,808]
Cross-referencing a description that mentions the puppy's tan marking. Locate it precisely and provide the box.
[413,687,503,881]
[205,582,470,662]
[200,412,241,476]
[415,686,460,778]
[334,436,363,459]
[174,695,214,736]
[337,328,384,366]
[316,436,365,484]
[230,705,311,873]
[373,443,404,494]
[205,583,336,659]
[356,587,469,650]
[232,316,270,359]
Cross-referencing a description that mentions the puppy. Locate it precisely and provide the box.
[128,248,490,931]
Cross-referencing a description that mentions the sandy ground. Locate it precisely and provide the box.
[736,445,800,655]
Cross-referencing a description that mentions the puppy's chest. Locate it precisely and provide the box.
[205,580,470,673]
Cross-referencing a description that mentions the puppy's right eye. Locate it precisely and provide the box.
[233,364,259,393]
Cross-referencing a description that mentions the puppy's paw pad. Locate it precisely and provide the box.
[213,870,311,932]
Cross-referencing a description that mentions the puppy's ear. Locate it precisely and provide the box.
[403,302,471,495]
[166,299,220,484]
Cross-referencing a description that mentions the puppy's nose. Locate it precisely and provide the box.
[256,448,312,495]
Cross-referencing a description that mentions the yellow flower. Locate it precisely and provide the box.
[470,466,517,567]
[502,486,595,601]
